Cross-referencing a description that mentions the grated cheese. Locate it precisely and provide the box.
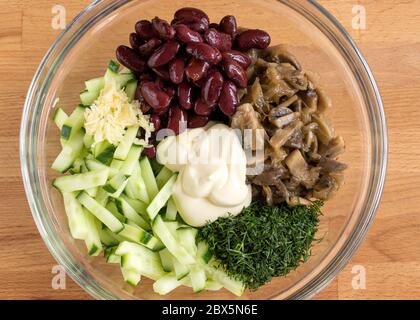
[84,83,153,146]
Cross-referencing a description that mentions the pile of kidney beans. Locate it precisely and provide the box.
[115,7,270,156]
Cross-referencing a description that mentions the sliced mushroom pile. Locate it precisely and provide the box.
[231,45,347,206]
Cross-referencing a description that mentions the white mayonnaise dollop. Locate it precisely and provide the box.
[157,123,251,227]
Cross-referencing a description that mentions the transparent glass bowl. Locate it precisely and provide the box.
[20,0,387,299]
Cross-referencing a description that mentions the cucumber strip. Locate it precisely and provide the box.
[96,144,116,166]
[53,108,68,130]
[78,192,124,233]
[83,133,94,149]
[156,167,174,189]
[159,248,174,273]
[140,157,159,200]
[120,145,142,176]
[104,246,117,259]
[146,175,177,220]
[204,266,245,297]
[69,157,84,174]
[52,130,85,173]
[86,186,98,198]
[95,187,109,207]
[125,79,138,102]
[105,201,127,223]
[80,90,99,106]
[120,252,165,281]
[104,247,121,263]
[152,215,195,265]
[85,159,118,177]
[107,60,120,73]
[115,241,157,257]
[190,265,206,293]
[120,194,148,220]
[196,241,213,265]
[172,256,190,280]
[83,208,103,256]
[60,105,85,140]
[85,77,105,93]
[113,126,139,161]
[93,140,109,157]
[165,197,177,221]
[103,173,129,195]
[115,197,150,230]
[62,192,88,240]
[153,273,188,295]
[204,279,224,291]
[164,221,180,237]
[125,163,150,203]
[117,223,155,247]
[177,228,198,257]
[121,267,141,286]
[53,168,109,192]
[99,227,120,247]
[150,158,163,175]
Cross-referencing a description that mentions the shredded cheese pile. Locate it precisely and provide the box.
[84,83,153,146]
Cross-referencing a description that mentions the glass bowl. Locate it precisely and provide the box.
[20,0,387,299]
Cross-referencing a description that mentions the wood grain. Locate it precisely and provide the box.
[0,0,419,300]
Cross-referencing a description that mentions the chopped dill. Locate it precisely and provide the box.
[198,201,323,290]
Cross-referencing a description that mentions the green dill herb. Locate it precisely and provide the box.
[198,201,323,290]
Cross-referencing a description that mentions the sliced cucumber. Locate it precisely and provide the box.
[152,215,195,265]
[165,198,178,221]
[105,201,127,223]
[190,265,206,293]
[113,126,139,161]
[146,174,177,220]
[80,90,99,106]
[196,241,213,265]
[125,79,138,102]
[85,77,105,93]
[99,227,120,247]
[120,145,142,176]
[177,228,198,257]
[153,273,187,295]
[117,223,155,248]
[125,162,150,203]
[53,168,109,192]
[53,108,68,130]
[204,279,224,291]
[120,194,148,220]
[172,256,190,280]
[85,158,118,177]
[60,105,85,141]
[104,246,121,263]
[140,157,159,200]
[121,267,141,286]
[103,173,129,195]
[96,144,116,166]
[159,248,174,273]
[115,197,150,230]
[52,130,85,173]
[83,133,94,149]
[204,266,245,297]
[94,187,109,207]
[156,167,174,189]
[120,252,165,281]
[78,192,124,233]
[83,208,102,256]
[62,192,88,240]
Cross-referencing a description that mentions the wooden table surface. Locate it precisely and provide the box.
[1,0,419,300]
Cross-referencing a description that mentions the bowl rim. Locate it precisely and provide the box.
[20,0,387,300]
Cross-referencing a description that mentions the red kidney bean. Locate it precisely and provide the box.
[143,146,156,158]
[165,86,176,101]
[135,85,152,114]
[186,19,209,33]
[153,105,170,116]
[222,50,252,69]
[151,66,170,80]
[194,97,216,116]
[140,81,171,109]
[186,42,222,65]
[138,72,154,83]
[148,41,180,67]
[219,81,238,116]
[135,20,157,40]
[235,29,271,50]
[185,58,210,82]
[151,17,175,40]
[116,45,146,73]
[177,82,195,110]
[204,28,232,52]
[188,114,209,128]
[174,24,203,43]
[174,7,209,23]
[129,33,143,50]
[138,38,162,57]
[209,23,219,29]
[219,15,237,37]
[168,58,185,84]
[193,76,208,88]
[222,58,247,88]
[201,70,224,105]
[167,106,188,135]
[149,114,161,131]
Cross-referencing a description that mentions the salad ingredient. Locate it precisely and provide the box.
[234,47,346,203]
[199,200,323,290]
[156,123,252,227]
[219,15,237,37]
[235,29,271,51]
